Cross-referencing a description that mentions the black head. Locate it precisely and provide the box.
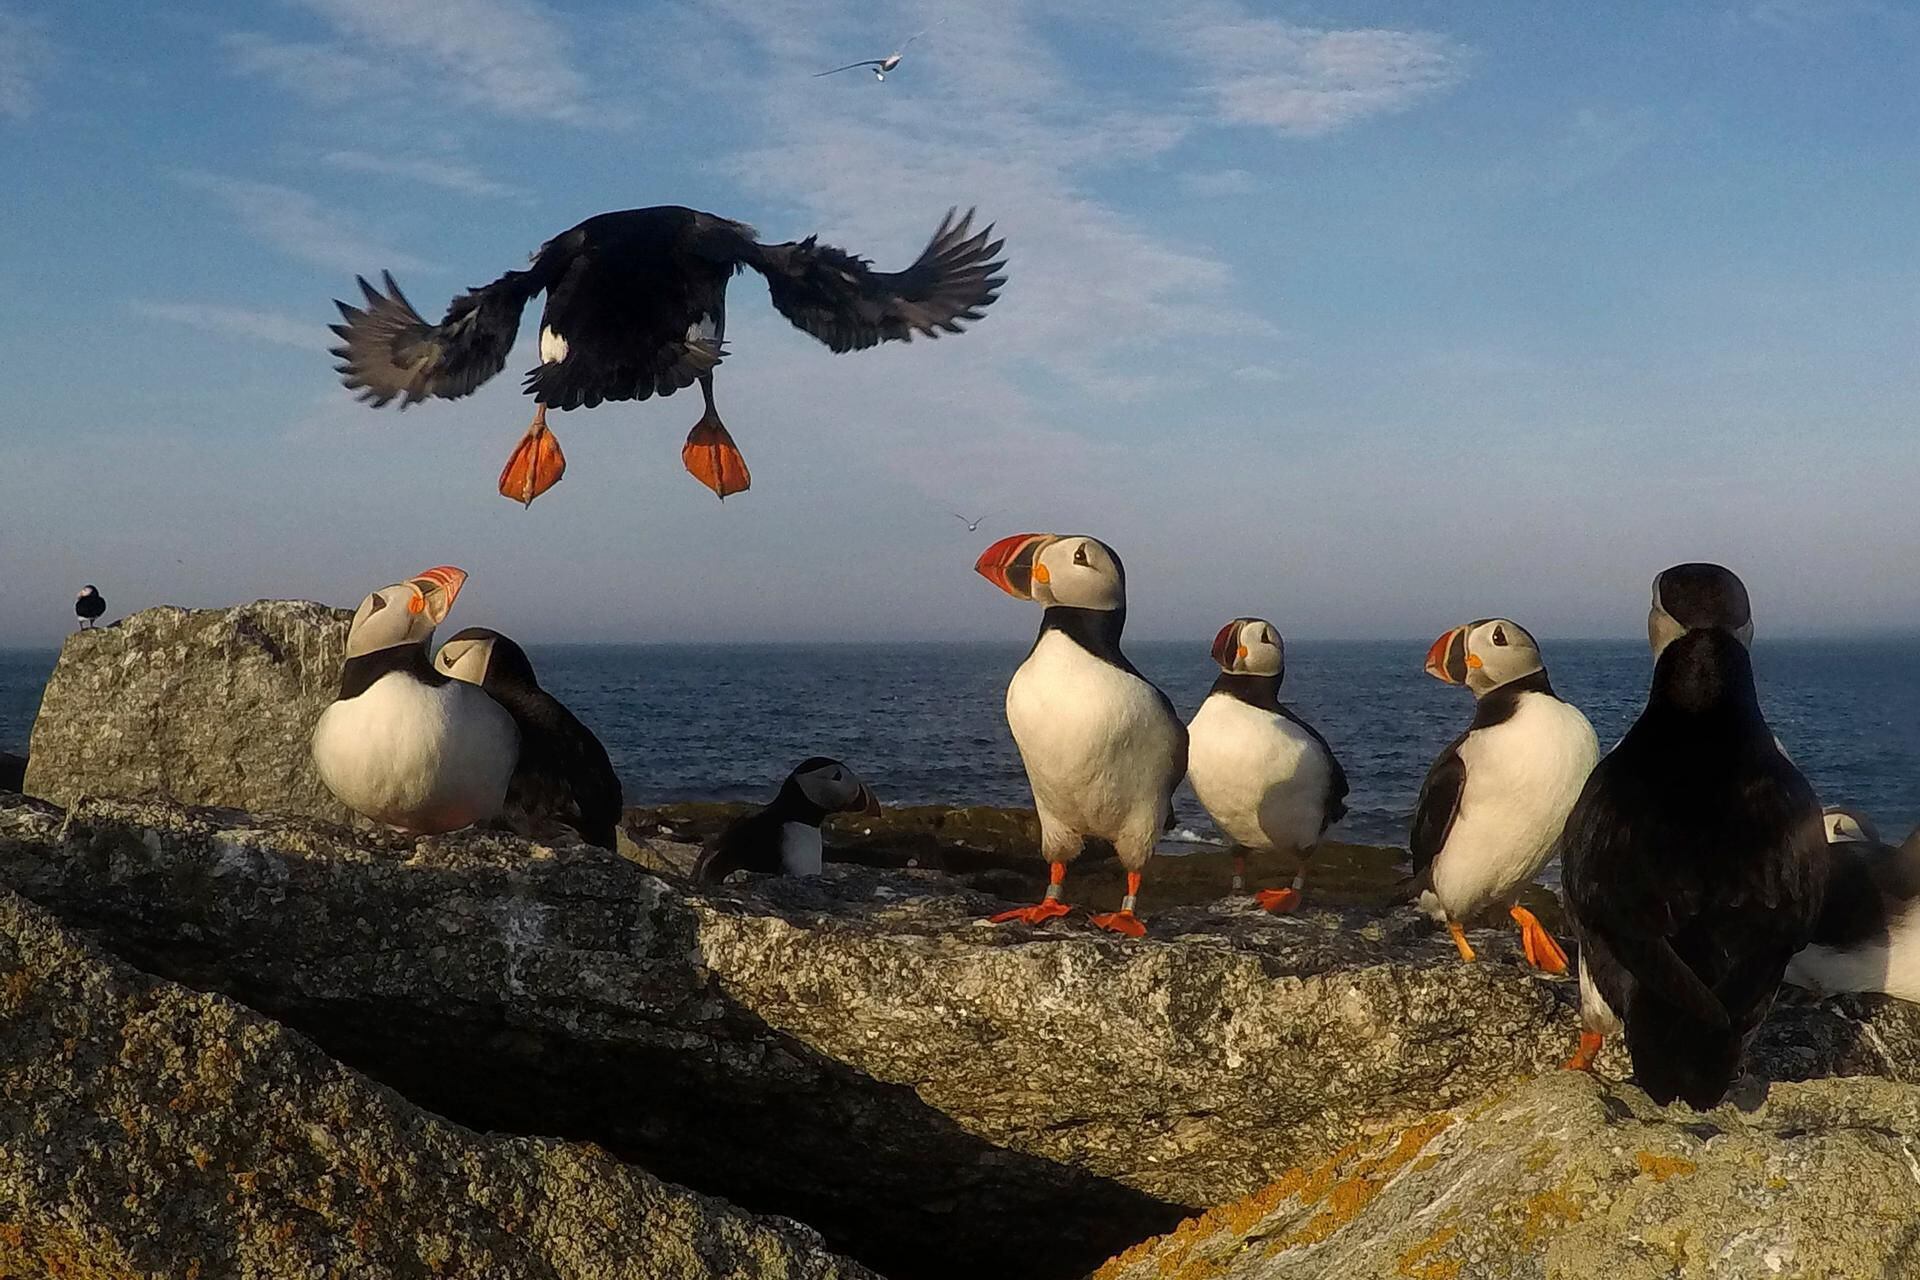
[1649,563,1753,659]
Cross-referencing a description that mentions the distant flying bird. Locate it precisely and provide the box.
[74,585,105,629]
[814,17,947,81]
[329,205,1005,506]
[950,511,991,532]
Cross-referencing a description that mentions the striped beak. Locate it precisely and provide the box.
[974,534,1053,599]
[854,782,881,819]
[1425,626,1469,684]
[1211,620,1242,670]
[407,565,468,625]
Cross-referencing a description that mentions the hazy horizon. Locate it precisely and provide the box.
[2,1,1915,648]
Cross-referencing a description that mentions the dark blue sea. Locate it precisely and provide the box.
[2,639,1917,848]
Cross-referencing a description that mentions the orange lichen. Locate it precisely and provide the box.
[1635,1152,1698,1183]
[1520,1187,1585,1244]
[1397,1224,1462,1279]
[0,1223,24,1248]
[0,968,32,1013]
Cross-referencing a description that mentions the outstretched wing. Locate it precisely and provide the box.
[748,207,1005,353]
[332,269,539,407]
[813,59,887,76]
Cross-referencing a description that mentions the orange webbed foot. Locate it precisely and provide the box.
[1447,920,1477,963]
[1563,1030,1605,1072]
[682,413,751,499]
[498,419,566,506]
[1510,905,1569,975]
[1254,887,1302,914]
[989,898,1071,926]
[1089,910,1146,938]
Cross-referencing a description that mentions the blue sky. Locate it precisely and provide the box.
[0,0,1915,647]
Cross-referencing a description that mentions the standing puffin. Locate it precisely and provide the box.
[1561,564,1825,1108]
[435,627,624,850]
[1410,617,1598,973]
[74,585,105,629]
[1186,617,1348,911]
[975,533,1187,937]
[330,206,1005,505]
[693,757,880,883]
[311,567,520,834]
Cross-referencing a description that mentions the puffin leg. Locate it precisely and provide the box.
[681,375,751,500]
[1510,905,1569,975]
[498,403,567,506]
[1231,852,1246,895]
[1447,920,1477,962]
[989,860,1072,925]
[1255,863,1306,914]
[1563,1030,1605,1072]
[1090,872,1148,938]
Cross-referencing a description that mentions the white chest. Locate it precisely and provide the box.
[311,672,520,834]
[1186,693,1332,852]
[778,822,824,876]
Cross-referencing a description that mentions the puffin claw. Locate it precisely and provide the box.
[1563,1030,1605,1072]
[1089,909,1146,938]
[1511,905,1569,975]
[989,898,1071,926]
[1254,887,1301,914]
[498,419,566,506]
[682,412,751,499]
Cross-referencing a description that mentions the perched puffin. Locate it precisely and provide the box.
[1186,617,1348,910]
[311,567,520,834]
[74,585,105,629]
[434,627,623,850]
[693,757,880,883]
[1783,806,1920,1001]
[1410,617,1598,974]
[1561,564,1825,1108]
[330,206,1006,505]
[975,533,1187,937]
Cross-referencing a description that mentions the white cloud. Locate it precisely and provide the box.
[1178,16,1468,136]
[1179,167,1259,196]
[222,31,386,107]
[174,171,430,275]
[125,301,321,351]
[0,4,52,120]
[320,148,515,198]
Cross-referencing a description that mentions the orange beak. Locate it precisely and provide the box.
[407,566,468,625]
[1210,620,1240,668]
[974,534,1052,599]
[1425,626,1469,684]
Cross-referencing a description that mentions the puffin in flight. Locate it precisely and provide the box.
[694,757,880,883]
[1561,564,1825,1107]
[1186,617,1348,910]
[975,533,1187,937]
[74,585,105,629]
[435,627,624,850]
[311,567,519,835]
[1410,617,1598,973]
[330,206,1006,505]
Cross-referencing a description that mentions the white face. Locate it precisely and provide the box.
[1428,617,1545,695]
[1029,536,1125,612]
[76,586,97,600]
[1213,618,1283,677]
[1824,807,1881,845]
[436,635,494,685]
[344,567,466,659]
[793,759,879,815]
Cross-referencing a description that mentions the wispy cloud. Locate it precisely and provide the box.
[0,4,52,120]
[222,31,386,107]
[1178,15,1468,136]
[173,171,429,275]
[1179,167,1259,196]
[320,148,515,198]
[125,300,321,351]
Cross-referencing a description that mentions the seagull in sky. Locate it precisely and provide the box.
[815,18,948,81]
[950,510,991,532]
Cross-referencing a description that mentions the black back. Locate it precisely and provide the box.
[1209,672,1350,830]
[694,765,838,884]
[75,592,105,620]
[1407,671,1555,876]
[1561,629,1824,1109]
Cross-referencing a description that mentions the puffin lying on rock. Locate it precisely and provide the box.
[330,205,1006,505]
[694,757,880,883]
[435,627,623,850]
[1784,805,1920,1001]
[312,567,519,835]
[975,533,1186,937]
[1186,617,1347,911]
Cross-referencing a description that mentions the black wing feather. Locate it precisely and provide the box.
[1408,733,1467,877]
[331,269,539,407]
[503,693,624,850]
[695,807,784,883]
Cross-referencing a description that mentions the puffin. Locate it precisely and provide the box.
[1410,617,1598,974]
[1560,563,1825,1108]
[1783,805,1920,1001]
[693,757,880,883]
[974,533,1187,937]
[434,627,624,850]
[74,585,105,629]
[329,205,1006,505]
[311,566,520,834]
[1186,617,1348,910]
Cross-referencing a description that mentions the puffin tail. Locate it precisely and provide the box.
[1623,992,1745,1109]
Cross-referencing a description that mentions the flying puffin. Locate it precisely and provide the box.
[1783,805,1920,1001]
[329,206,1006,506]
[1186,617,1348,910]
[311,567,519,835]
[1410,617,1598,974]
[434,627,624,850]
[74,585,105,629]
[974,533,1187,937]
[1561,563,1825,1108]
[693,757,880,883]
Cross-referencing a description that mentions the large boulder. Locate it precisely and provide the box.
[0,887,874,1280]
[1093,1070,1920,1279]
[3,795,1910,1280]
[23,600,351,822]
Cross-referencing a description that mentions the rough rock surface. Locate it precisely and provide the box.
[4,795,1910,1279]
[0,888,874,1280]
[23,600,352,822]
[1095,1070,1920,1280]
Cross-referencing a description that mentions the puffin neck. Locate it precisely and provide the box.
[1650,628,1765,724]
[1210,671,1283,710]
[1038,605,1128,667]
[1481,668,1556,700]
[772,777,833,827]
[338,644,448,700]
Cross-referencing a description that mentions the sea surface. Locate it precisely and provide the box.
[4,638,1917,851]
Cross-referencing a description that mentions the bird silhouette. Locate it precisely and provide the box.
[950,511,991,532]
[815,18,947,81]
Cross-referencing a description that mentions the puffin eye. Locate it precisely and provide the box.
[366,594,387,615]
[1491,625,1509,647]
[1073,545,1090,567]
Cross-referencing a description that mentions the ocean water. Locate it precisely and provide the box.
[3,638,1916,849]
